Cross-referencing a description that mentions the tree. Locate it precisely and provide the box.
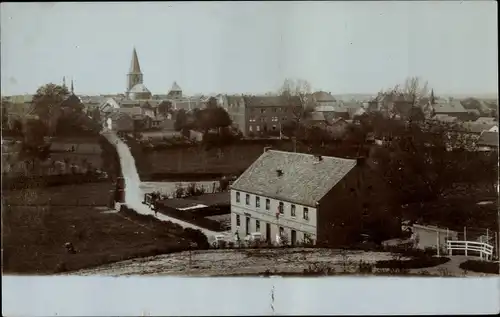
[206,97,218,109]
[371,118,477,205]
[1,105,7,128]
[158,101,173,116]
[31,83,70,134]
[401,76,429,107]
[375,77,430,118]
[174,109,188,131]
[91,107,101,122]
[193,107,232,134]
[19,118,50,172]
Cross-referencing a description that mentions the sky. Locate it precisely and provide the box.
[1,1,498,97]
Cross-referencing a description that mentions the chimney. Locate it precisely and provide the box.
[276,169,283,177]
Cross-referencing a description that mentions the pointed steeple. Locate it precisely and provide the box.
[62,76,67,88]
[129,47,142,73]
[71,78,74,94]
[430,89,435,105]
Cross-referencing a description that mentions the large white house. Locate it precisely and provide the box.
[229,150,366,246]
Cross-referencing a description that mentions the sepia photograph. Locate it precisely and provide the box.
[2,1,499,316]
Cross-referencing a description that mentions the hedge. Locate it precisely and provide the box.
[459,260,499,274]
[375,256,450,270]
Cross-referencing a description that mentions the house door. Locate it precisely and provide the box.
[245,217,250,235]
[266,223,271,242]
[291,230,297,246]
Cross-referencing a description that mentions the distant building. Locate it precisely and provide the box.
[310,91,349,121]
[476,131,499,152]
[431,99,469,121]
[100,47,206,130]
[221,95,302,137]
[230,150,398,246]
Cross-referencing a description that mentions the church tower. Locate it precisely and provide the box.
[126,47,144,96]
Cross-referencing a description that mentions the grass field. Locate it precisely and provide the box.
[2,182,115,206]
[143,142,297,175]
[2,205,190,274]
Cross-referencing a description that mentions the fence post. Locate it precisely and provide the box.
[436,230,440,257]
[464,227,467,256]
[496,231,499,261]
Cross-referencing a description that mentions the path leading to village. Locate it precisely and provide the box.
[101,130,224,241]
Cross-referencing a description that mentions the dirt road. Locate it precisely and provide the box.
[101,131,226,240]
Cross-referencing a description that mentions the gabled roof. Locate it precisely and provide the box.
[432,114,458,123]
[99,98,121,112]
[462,121,495,134]
[231,150,357,207]
[433,100,467,113]
[475,117,497,125]
[243,96,302,108]
[477,131,499,147]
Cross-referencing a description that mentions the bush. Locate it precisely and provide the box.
[357,260,374,274]
[182,228,209,250]
[384,244,436,258]
[375,256,450,270]
[459,260,499,274]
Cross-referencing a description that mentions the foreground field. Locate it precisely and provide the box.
[72,248,497,277]
[2,205,191,274]
[2,182,114,206]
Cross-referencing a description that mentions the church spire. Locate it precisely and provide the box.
[430,89,435,105]
[129,47,142,73]
[62,76,67,89]
[71,78,74,94]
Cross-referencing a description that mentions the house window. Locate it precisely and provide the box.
[260,109,265,114]
[278,202,284,214]
[265,199,270,210]
[273,108,278,113]
[282,116,287,121]
[236,214,240,226]
[291,204,296,217]
[249,125,253,132]
[245,194,250,205]
[256,125,260,132]
[236,192,240,203]
[256,220,260,231]
[303,207,309,220]
[272,125,277,130]
[249,116,256,122]
[256,196,261,208]
[260,117,266,122]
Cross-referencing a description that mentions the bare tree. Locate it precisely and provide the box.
[401,76,429,107]
[279,78,313,107]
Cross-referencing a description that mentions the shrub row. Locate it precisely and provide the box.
[375,256,450,270]
[459,260,499,274]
